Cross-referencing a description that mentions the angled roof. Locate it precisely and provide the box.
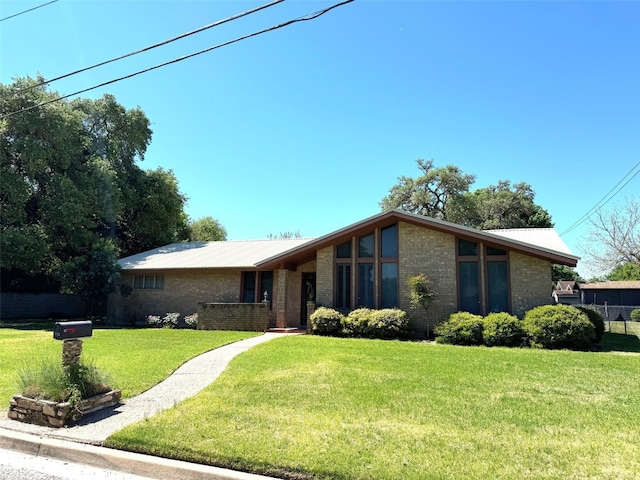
[118,238,314,270]
[579,281,640,290]
[118,210,579,271]
[257,210,579,269]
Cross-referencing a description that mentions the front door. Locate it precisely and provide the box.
[301,272,316,326]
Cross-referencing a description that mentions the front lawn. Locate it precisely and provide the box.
[0,326,258,402]
[106,334,640,480]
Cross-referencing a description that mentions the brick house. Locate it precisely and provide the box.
[108,210,578,334]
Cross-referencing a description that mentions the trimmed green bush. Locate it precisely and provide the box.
[309,307,344,336]
[342,308,374,337]
[367,309,413,340]
[522,305,595,351]
[631,308,640,322]
[435,312,484,345]
[482,312,525,347]
[575,306,605,343]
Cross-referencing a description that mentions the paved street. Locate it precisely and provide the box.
[0,448,155,480]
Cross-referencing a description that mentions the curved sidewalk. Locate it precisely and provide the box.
[0,332,283,445]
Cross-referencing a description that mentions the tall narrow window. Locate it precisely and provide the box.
[459,261,480,314]
[336,264,351,309]
[242,271,256,302]
[358,233,374,258]
[487,261,508,312]
[358,263,374,308]
[381,224,398,258]
[381,263,398,308]
[259,271,273,305]
[337,240,351,259]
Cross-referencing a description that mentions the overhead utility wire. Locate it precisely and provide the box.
[12,0,285,94]
[559,160,640,237]
[0,0,58,22]
[0,0,354,120]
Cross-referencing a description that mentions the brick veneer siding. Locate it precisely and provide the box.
[197,302,268,331]
[315,246,333,307]
[398,222,458,333]
[510,252,553,317]
[108,269,242,324]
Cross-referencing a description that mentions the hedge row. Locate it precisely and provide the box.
[435,304,604,351]
[309,307,412,340]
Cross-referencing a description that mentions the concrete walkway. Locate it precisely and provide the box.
[0,332,290,479]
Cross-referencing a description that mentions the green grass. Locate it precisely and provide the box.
[106,333,640,480]
[0,327,258,402]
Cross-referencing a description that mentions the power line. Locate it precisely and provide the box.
[0,0,58,22]
[12,0,286,95]
[0,0,354,121]
[559,160,640,237]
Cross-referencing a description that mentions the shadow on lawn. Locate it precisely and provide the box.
[599,332,640,353]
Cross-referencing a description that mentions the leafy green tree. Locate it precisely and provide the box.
[188,216,227,241]
[1,76,188,295]
[380,159,476,221]
[407,273,438,338]
[606,262,640,281]
[380,159,552,229]
[552,265,583,283]
[58,239,121,316]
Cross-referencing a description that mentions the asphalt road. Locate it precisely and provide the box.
[0,448,155,480]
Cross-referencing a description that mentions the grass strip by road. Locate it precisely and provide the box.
[106,334,640,480]
[0,327,258,402]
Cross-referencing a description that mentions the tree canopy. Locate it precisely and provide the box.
[380,159,553,229]
[1,76,190,299]
[188,216,227,242]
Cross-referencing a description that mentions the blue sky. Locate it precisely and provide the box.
[1,0,639,277]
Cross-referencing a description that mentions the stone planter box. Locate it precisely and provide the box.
[8,390,121,428]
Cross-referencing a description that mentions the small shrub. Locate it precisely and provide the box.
[146,315,162,327]
[435,312,484,345]
[309,307,344,336]
[575,306,605,343]
[184,313,198,329]
[631,308,640,322]
[162,312,180,328]
[483,312,525,347]
[342,308,373,337]
[367,309,413,340]
[522,304,595,351]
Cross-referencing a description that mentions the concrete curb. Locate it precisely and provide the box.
[0,428,276,479]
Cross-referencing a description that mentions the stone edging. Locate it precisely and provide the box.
[8,390,122,428]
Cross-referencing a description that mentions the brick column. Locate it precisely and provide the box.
[276,269,288,328]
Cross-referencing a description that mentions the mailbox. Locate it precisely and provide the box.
[53,321,93,340]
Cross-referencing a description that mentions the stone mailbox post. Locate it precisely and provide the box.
[53,320,93,366]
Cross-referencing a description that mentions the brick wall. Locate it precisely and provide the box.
[316,246,333,306]
[398,222,458,333]
[510,252,553,317]
[108,269,241,324]
[197,302,269,331]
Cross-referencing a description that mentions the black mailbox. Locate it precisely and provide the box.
[53,321,93,340]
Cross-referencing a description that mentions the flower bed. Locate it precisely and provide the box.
[8,389,121,428]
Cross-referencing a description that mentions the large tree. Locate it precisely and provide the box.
[381,159,553,229]
[582,197,640,276]
[188,216,227,242]
[0,76,189,299]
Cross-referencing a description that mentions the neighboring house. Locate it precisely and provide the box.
[552,280,580,305]
[108,210,578,334]
[578,281,640,306]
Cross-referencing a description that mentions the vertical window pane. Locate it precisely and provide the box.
[487,261,509,312]
[458,239,478,256]
[336,264,351,309]
[381,224,398,258]
[134,276,143,289]
[358,263,374,308]
[155,275,164,289]
[242,271,256,302]
[144,275,155,289]
[358,233,374,258]
[459,261,480,314]
[259,271,273,304]
[336,240,351,258]
[381,263,398,308]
